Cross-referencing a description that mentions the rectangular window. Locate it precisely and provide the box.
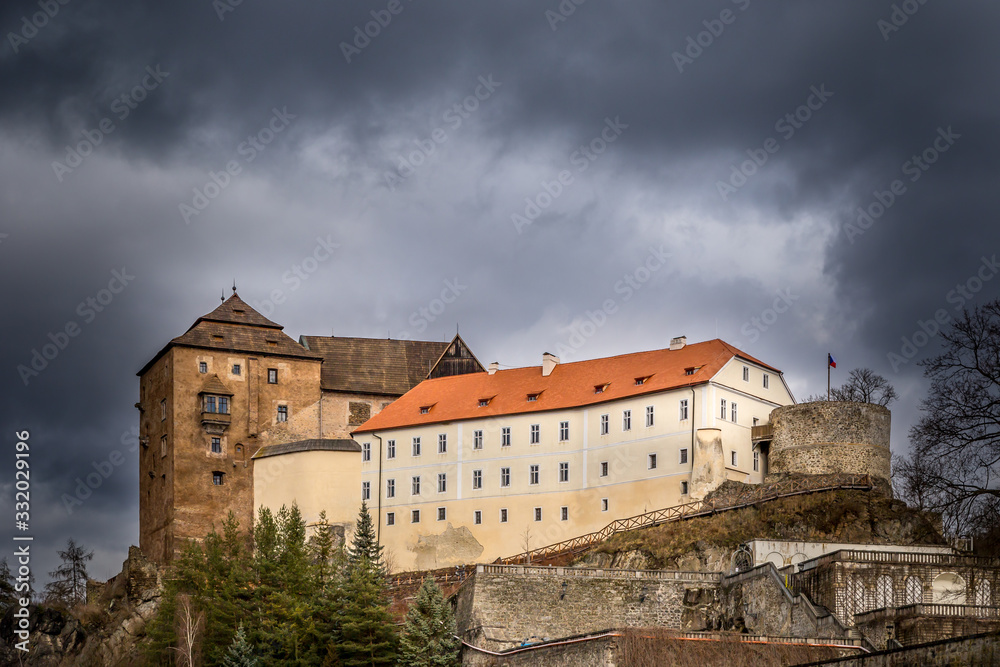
[731,451,738,467]
[559,462,569,482]
[559,421,569,441]
[501,427,511,447]
[438,433,447,454]
[219,396,229,414]
[362,481,370,500]
[411,476,421,495]
[268,368,278,384]
[753,417,759,427]
[763,373,769,389]
[386,512,395,526]
[473,430,483,450]
[743,366,749,382]
[648,453,657,470]
[679,448,689,465]
[681,481,689,495]
[210,437,221,454]
[411,510,420,523]
[199,362,207,374]
[437,473,447,493]
[753,450,760,472]
[534,507,542,522]
[600,461,609,477]
[213,471,224,485]
[277,405,288,422]
[437,507,446,521]
[362,442,371,462]
[412,437,421,457]
[530,464,539,485]
[623,410,631,431]
[720,399,727,419]
[474,510,482,525]
[386,479,395,498]
[530,424,540,444]
[601,498,609,512]
[731,402,737,423]
[560,506,568,521]
[500,467,510,487]
[161,398,166,420]
[205,396,216,413]
[680,399,689,421]
[500,508,508,523]
[387,439,396,459]
[160,435,167,458]
[646,405,654,427]
[600,414,609,435]
[472,469,482,489]
[232,364,241,375]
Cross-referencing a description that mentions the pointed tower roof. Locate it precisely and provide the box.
[137,293,321,376]
[187,292,283,331]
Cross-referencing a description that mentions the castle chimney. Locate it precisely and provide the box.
[669,336,687,351]
[488,362,500,375]
[542,352,560,377]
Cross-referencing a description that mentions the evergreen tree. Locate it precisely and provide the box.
[338,555,398,666]
[44,538,93,607]
[399,579,461,667]
[347,502,383,570]
[0,558,17,613]
[222,624,259,667]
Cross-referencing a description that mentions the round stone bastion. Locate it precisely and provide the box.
[768,401,891,481]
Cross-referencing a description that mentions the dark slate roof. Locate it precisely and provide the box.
[137,293,321,376]
[199,374,234,396]
[299,336,453,395]
[252,438,361,459]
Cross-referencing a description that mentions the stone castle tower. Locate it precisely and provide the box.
[135,293,483,563]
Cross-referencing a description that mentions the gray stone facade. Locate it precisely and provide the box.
[768,402,891,481]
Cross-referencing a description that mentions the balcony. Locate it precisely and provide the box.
[201,410,231,434]
[751,423,773,443]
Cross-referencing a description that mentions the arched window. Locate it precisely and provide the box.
[875,574,894,609]
[975,579,992,607]
[932,572,967,605]
[904,576,923,605]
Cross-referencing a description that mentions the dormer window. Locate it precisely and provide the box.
[684,367,697,376]
[420,406,431,415]
[527,393,539,402]
[594,383,609,394]
[478,398,492,407]
[212,335,224,341]
[635,376,650,386]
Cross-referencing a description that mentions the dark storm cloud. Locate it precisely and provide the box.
[1,0,998,582]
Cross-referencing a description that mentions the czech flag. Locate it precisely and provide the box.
[828,353,837,369]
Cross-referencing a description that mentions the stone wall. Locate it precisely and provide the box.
[454,565,722,651]
[768,402,890,482]
[797,630,1000,666]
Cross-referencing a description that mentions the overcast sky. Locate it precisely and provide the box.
[1,1,997,584]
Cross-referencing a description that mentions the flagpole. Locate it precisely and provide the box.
[827,353,831,400]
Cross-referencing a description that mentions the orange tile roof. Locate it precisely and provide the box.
[353,339,780,433]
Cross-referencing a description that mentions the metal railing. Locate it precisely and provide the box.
[495,473,874,565]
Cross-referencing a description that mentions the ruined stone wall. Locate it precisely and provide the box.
[454,566,721,651]
[768,402,890,482]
